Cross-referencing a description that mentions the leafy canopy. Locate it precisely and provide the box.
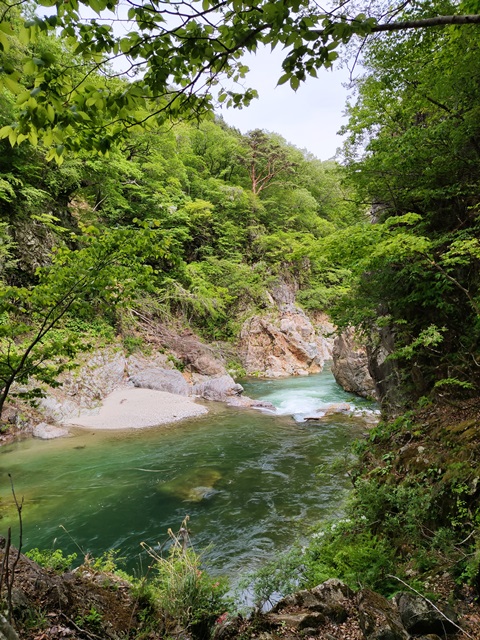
[0,0,480,156]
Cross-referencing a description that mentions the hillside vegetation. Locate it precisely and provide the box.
[0,10,365,415]
[1,1,480,639]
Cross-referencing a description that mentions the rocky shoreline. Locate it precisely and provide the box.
[2,545,479,640]
[2,288,379,442]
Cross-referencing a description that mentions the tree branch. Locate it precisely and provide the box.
[370,14,480,32]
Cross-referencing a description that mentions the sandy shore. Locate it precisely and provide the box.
[63,387,208,430]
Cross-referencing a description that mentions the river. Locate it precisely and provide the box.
[0,369,376,583]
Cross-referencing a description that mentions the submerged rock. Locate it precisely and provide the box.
[324,402,352,416]
[225,396,276,411]
[158,468,222,502]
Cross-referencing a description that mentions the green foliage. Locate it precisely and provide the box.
[86,549,126,574]
[303,523,396,593]
[0,225,160,415]
[152,547,230,636]
[0,1,477,155]
[122,334,146,355]
[25,548,77,573]
[75,607,103,631]
[142,524,232,639]
[314,14,480,408]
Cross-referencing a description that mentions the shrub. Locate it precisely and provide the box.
[25,548,77,573]
[143,520,232,639]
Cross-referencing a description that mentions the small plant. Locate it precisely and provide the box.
[26,548,77,574]
[76,607,103,631]
[143,517,232,639]
[167,354,185,372]
[81,549,132,584]
[122,334,147,355]
[20,606,48,631]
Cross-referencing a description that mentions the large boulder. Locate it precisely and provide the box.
[33,422,69,440]
[192,374,244,401]
[393,592,458,635]
[129,367,190,396]
[224,395,276,410]
[155,328,227,376]
[358,589,409,640]
[332,328,378,400]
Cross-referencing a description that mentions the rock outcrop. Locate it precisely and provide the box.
[38,349,127,421]
[32,422,69,440]
[393,592,458,635]
[358,589,409,640]
[128,355,191,396]
[332,328,378,400]
[217,581,464,640]
[238,279,334,378]
[33,323,272,434]
[367,323,406,415]
[239,308,334,378]
[191,374,244,401]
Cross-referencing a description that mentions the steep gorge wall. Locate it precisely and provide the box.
[331,328,378,401]
[238,280,334,377]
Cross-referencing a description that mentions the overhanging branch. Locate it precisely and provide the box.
[371,13,480,32]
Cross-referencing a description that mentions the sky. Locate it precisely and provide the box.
[217,48,354,161]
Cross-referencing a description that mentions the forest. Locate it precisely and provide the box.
[0,0,480,638]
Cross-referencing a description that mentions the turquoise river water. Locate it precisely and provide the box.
[0,370,376,582]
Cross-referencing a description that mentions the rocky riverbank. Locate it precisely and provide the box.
[218,578,480,640]
[3,286,348,440]
[2,545,479,640]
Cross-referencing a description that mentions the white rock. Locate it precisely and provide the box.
[33,422,69,439]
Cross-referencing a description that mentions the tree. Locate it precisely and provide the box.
[240,129,296,196]
[0,226,159,418]
[326,12,480,408]
[0,0,479,157]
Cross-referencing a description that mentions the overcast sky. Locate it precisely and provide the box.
[218,48,354,161]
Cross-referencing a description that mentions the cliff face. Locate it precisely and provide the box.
[331,328,378,401]
[238,281,334,377]
[367,324,407,416]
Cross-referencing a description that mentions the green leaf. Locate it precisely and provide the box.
[0,125,12,139]
[119,38,131,53]
[3,75,22,94]
[0,22,13,35]
[277,73,290,86]
[28,130,38,146]
[23,59,37,74]
[0,30,10,52]
[290,76,300,91]
[46,104,55,123]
